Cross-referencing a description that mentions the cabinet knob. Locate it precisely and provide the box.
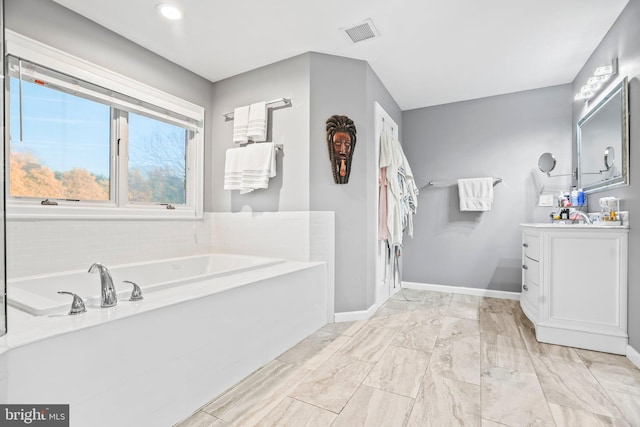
[522,264,528,270]
[523,243,529,248]
[523,284,528,291]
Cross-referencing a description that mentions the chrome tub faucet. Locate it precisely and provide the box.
[88,262,117,307]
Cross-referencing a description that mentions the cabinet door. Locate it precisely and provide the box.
[543,231,627,331]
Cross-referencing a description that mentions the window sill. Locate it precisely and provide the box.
[6,203,203,221]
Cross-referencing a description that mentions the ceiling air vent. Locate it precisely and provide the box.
[343,19,379,43]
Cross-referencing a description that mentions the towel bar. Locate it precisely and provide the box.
[426,177,502,188]
[223,98,292,120]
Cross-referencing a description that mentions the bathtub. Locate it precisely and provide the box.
[8,253,285,316]
[1,255,329,427]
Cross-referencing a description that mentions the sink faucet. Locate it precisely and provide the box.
[570,210,592,224]
[88,262,117,307]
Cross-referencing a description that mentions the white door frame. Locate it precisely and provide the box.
[374,102,400,307]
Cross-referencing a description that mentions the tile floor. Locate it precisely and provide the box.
[175,289,640,426]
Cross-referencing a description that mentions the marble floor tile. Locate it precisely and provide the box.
[178,292,640,427]
[429,338,481,385]
[203,359,312,424]
[518,323,582,363]
[604,389,640,426]
[447,300,480,320]
[288,354,375,413]
[438,316,481,343]
[363,345,431,398]
[481,366,554,426]
[548,403,629,427]
[575,348,639,370]
[407,374,481,426]
[277,330,350,370]
[173,411,228,427]
[531,356,623,418]
[371,306,406,319]
[339,319,368,337]
[254,397,337,427]
[320,321,358,335]
[331,385,413,427]
[366,311,411,330]
[337,324,399,362]
[588,362,640,396]
[391,288,428,301]
[479,311,521,338]
[480,339,535,373]
[392,316,442,352]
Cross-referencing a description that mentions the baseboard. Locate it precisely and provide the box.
[402,281,521,300]
[334,303,377,323]
[627,344,640,369]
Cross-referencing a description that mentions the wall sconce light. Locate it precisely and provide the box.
[574,59,618,101]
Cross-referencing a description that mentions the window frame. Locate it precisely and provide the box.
[4,30,205,220]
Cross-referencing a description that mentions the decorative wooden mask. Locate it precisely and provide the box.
[326,115,357,184]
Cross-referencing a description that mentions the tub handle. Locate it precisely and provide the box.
[57,291,87,315]
[123,281,144,301]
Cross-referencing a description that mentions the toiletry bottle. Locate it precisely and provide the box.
[571,188,579,206]
[577,189,585,206]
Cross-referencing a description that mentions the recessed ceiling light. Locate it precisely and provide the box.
[157,3,183,21]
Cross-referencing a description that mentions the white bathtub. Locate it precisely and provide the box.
[8,253,285,316]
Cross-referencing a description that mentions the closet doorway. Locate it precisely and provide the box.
[374,102,400,307]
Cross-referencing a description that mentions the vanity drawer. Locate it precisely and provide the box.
[522,279,539,308]
[523,234,540,261]
[522,257,540,286]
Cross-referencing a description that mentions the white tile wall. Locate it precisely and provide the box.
[6,216,215,278]
[210,211,335,320]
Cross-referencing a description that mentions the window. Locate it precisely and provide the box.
[5,32,204,218]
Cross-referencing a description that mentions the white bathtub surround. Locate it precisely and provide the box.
[211,211,335,322]
[0,260,327,427]
[6,216,215,278]
[8,253,284,316]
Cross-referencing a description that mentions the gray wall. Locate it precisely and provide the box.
[211,52,402,313]
[308,54,402,312]
[209,54,311,212]
[572,0,640,350]
[401,85,572,291]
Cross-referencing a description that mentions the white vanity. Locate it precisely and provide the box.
[521,223,629,354]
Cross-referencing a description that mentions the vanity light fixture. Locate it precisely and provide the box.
[574,59,617,102]
[157,3,183,20]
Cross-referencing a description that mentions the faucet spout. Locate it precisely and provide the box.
[88,262,117,307]
[570,210,592,224]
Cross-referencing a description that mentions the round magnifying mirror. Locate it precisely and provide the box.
[538,152,557,175]
[603,146,615,171]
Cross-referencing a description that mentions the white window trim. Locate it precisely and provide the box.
[5,31,205,220]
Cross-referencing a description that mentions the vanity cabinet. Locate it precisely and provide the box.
[520,224,629,354]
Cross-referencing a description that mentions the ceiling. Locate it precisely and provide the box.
[51,0,629,111]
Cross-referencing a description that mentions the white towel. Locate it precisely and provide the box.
[232,105,250,144]
[223,148,244,190]
[247,102,268,142]
[458,177,494,211]
[239,143,276,194]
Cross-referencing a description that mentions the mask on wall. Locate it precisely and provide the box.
[326,115,357,184]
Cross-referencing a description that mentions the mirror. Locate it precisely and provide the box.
[538,152,557,175]
[577,77,629,193]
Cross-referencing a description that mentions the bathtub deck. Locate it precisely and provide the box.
[0,260,328,427]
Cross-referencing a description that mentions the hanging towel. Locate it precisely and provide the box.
[239,142,276,194]
[223,147,244,190]
[232,105,250,144]
[457,177,494,211]
[247,101,268,142]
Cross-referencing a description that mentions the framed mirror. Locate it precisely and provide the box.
[577,77,629,194]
